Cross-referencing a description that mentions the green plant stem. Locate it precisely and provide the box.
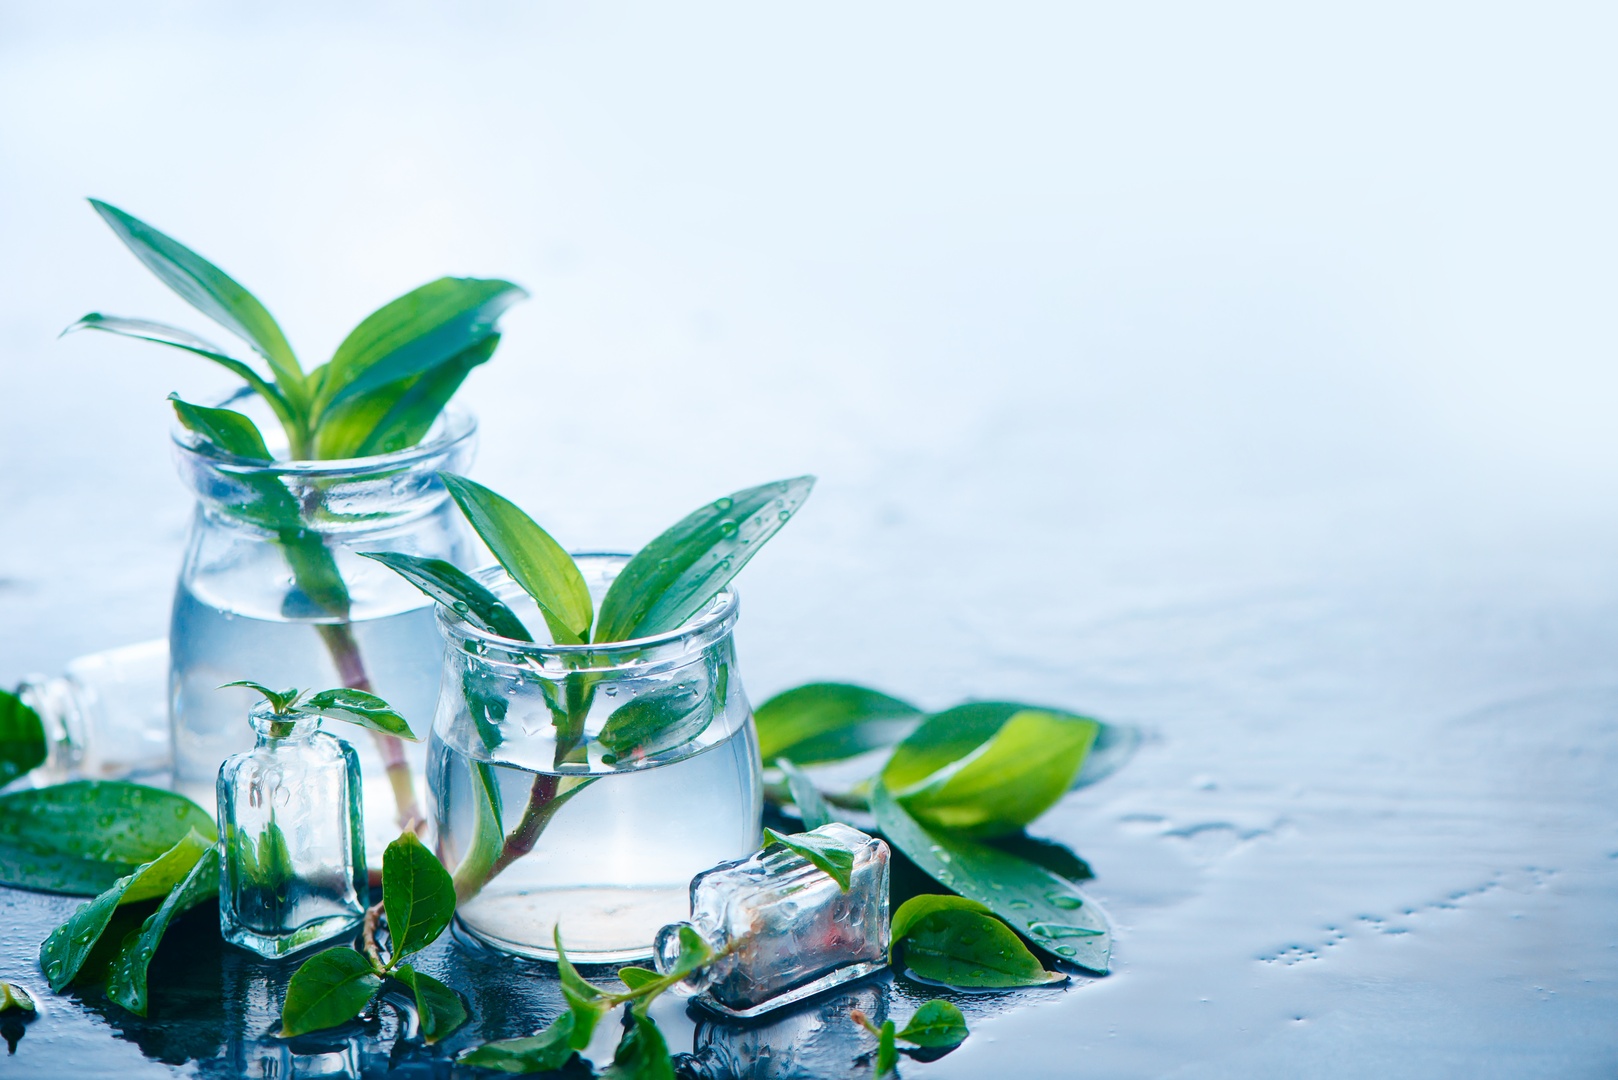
[316,622,423,834]
[361,898,386,972]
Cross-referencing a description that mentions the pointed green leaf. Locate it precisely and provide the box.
[0,982,35,1014]
[604,1011,675,1080]
[359,551,533,641]
[777,758,835,830]
[598,679,713,763]
[873,1019,898,1079]
[762,827,854,891]
[394,964,467,1044]
[554,926,612,1049]
[755,682,923,764]
[302,687,415,739]
[88,199,304,401]
[440,473,592,644]
[616,966,661,991]
[896,1000,968,1049]
[892,904,1062,989]
[280,947,383,1037]
[169,395,271,461]
[0,689,46,788]
[595,476,814,643]
[314,332,498,459]
[106,844,221,1015]
[459,1012,577,1074]
[382,832,455,960]
[219,681,303,715]
[889,894,992,955]
[451,758,505,903]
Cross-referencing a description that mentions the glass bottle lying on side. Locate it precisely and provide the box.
[13,639,170,787]
[653,823,891,1019]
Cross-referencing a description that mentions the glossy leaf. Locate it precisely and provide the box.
[895,710,1097,837]
[303,687,416,739]
[892,903,1061,989]
[755,683,923,764]
[105,844,221,1015]
[281,947,383,1037]
[661,924,716,984]
[394,964,468,1044]
[777,758,835,830]
[896,999,968,1049]
[0,689,46,788]
[889,894,992,954]
[595,476,815,644]
[762,828,854,891]
[598,679,713,763]
[88,200,304,401]
[0,782,216,895]
[311,277,524,419]
[219,681,303,715]
[873,1019,898,1079]
[168,395,271,460]
[882,701,1100,792]
[987,832,1093,883]
[458,1012,578,1074]
[604,1011,675,1080]
[617,966,661,991]
[441,473,592,645]
[316,332,499,459]
[39,830,214,992]
[554,927,612,1049]
[451,758,505,903]
[871,782,1110,972]
[359,551,533,641]
[0,982,34,1013]
[382,832,456,960]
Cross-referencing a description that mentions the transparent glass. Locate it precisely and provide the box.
[217,705,367,959]
[169,392,476,866]
[654,823,890,1019]
[430,555,763,964]
[15,639,170,787]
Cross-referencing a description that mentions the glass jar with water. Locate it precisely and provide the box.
[169,396,477,863]
[431,555,763,964]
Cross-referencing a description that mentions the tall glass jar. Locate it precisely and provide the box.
[169,394,476,865]
[430,555,763,964]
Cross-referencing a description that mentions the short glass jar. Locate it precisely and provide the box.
[429,555,763,964]
[169,393,476,865]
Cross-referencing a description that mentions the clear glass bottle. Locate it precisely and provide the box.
[217,702,367,959]
[653,823,891,1019]
[170,393,476,865]
[14,639,170,786]
[429,555,763,964]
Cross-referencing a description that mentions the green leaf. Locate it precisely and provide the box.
[284,535,351,618]
[616,966,661,991]
[440,473,592,645]
[219,681,303,715]
[893,904,1062,989]
[0,689,46,788]
[0,982,35,1013]
[88,200,305,404]
[889,894,992,955]
[280,947,383,1037]
[105,844,221,1016]
[458,1012,577,1074]
[382,832,456,961]
[661,924,716,984]
[604,1012,675,1080]
[871,782,1110,972]
[553,926,611,1049]
[755,682,923,764]
[595,477,814,644]
[359,551,534,641]
[882,701,1100,792]
[762,827,854,891]
[450,759,505,903]
[0,782,216,895]
[168,395,271,460]
[598,679,713,763]
[311,277,525,421]
[777,758,834,830]
[302,687,416,739]
[315,332,499,459]
[873,1019,898,1079]
[393,964,468,1044]
[896,1000,968,1049]
[894,710,1098,837]
[38,830,214,992]
[986,832,1093,883]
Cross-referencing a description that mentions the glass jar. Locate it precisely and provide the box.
[14,639,170,787]
[169,394,476,866]
[429,555,763,964]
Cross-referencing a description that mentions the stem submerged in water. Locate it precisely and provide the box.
[316,622,424,835]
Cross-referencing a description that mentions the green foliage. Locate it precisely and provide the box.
[761,827,855,891]
[0,983,34,1014]
[280,947,383,1037]
[874,1020,898,1078]
[597,679,714,764]
[890,894,1063,989]
[603,1012,676,1080]
[895,1000,969,1049]
[105,845,221,1015]
[394,964,468,1044]
[222,682,417,740]
[382,833,456,960]
[356,552,533,640]
[0,689,47,789]
[777,758,835,830]
[458,1012,578,1073]
[755,683,923,764]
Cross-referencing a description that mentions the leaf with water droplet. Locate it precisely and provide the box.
[762,827,855,891]
[358,551,534,641]
[303,686,416,739]
[890,896,1063,989]
[106,844,220,1016]
[895,999,968,1049]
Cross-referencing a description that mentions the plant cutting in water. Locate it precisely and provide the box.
[363,472,814,902]
[66,200,526,834]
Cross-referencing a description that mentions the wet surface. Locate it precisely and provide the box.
[3,2,1618,1076]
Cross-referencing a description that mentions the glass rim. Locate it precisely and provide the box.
[170,388,477,478]
[437,554,741,660]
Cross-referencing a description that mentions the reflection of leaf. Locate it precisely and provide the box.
[280,947,382,1037]
[755,682,922,764]
[762,828,854,891]
[598,680,713,762]
[890,895,1061,989]
[106,844,221,1015]
[896,999,968,1048]
[0,689,46,788]
[383,833,456,960]
[394,964,467,1044]
[604,1011,675,1080]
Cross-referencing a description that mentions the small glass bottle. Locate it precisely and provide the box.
[13,639,170,786]
[217,701,367,959]
[653,823,890,1019]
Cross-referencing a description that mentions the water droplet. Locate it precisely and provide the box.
[1026,921,1100,939]
[1056,945,1078,957]
[777,510,791,521]
[714,497,734,512]
[1045,893,1083,910]
[717,519,738,538]
[1007,899,1033,910]
[603,686,619,697]
[452,600,470,613]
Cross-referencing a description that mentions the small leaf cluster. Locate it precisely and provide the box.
[222,681,417,740]
[280,833,465,1043]
[851,1000,970,1079]
[68,200,525,462]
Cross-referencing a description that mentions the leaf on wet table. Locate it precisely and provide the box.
[604,1011,675,1080]
[881,701,1100,792]
[105,844,220,1016]
[986,832,1093,882]
[894,710,1098,837]
[0,689,46,789]
[441,473,593,645]
[0,782,216,895]
[39,829,214,992]
[281,947,383,1037]
[459,1011,578,1074]
[358,552,533,641]
[383,833,456,960]
[888,894,993,955]
[0,982,34,1014]
[755,682,924,764]
[594,476,815,644]
[777,758,835,830]
[393,964,467,1044]
[896,999,969,1049]
[871,782,1111,972]
[303,687,417,739]
[598,679,713,762]
[890,896,1063,989]
[168,394,271,460]
[762,828,855,891]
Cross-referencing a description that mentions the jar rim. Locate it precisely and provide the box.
[170,387,477,478]
[437,554,741,659]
